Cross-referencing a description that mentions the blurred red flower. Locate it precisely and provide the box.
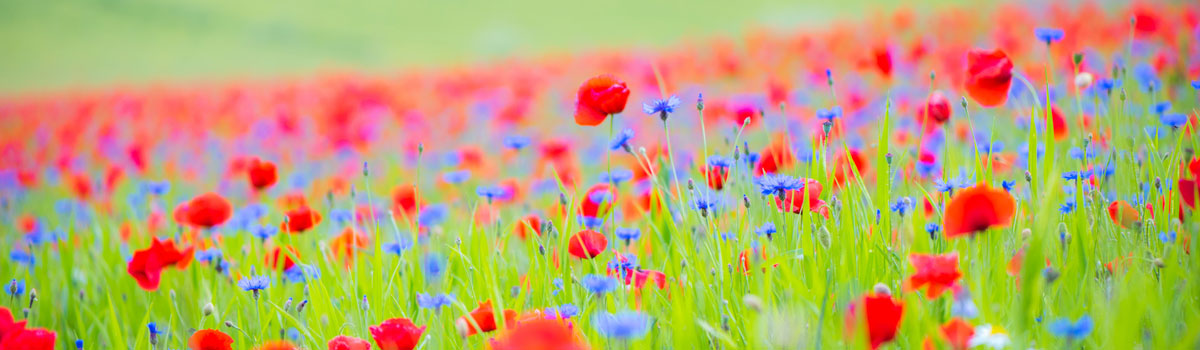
[369,318,425,350]
[567,229,608,259]
[846,293,904,350]
[455,301,517,337]
[965,48,1014,107]
[281,206,322,234]
[189,329,233,350]
[184,193,233,229]
[127,237,194,290]
[574,74,630,126]
[488,313,589,350]
[943,184,1015,238]
[247,158,278,191]
[327,335,370,350]
[906,253,962,298]
[1107,200,1140,229]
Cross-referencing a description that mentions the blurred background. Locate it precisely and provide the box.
[0,0,966,96]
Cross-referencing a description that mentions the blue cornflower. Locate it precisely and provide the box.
[1159,231,1176,243]
[755,222,777,237]
[951,289,979,319]
[417,293,454,309]
[547,304,580,319]
[1134,63,1160,91]
[286,328,301,341]
[1049,315,1093,340]
[1035,27,1064,44]
[476,185,508,201]
[383,237,414,255]
[615,227,642,241]
[75,340,83,349]
[423,253,446,280]
[10,251,34,266]
[140,181,170,196]
[283,264,320,283]
[925,223,941,236]
[251,225,278,240]
[503,135,531,150]
[1162,113,1189,128]
[1146,126,1169,138]
[195,248,222,263]
[329,209,354,228]
[976,140,1004,154]
[693,196,718,212]
[417,204,448,227]
[755,174,802,196]
[995,179,1014,192]
[890,197,912,216]
[1062,171,1079,181]
[594,311,652,339]
[238,274,270,294]
[610,128,635,151]
[147,322,164,335]
[707,155,732,168]
[643,95,681,118]
[580,274,618,295]
[442,170,471,184]
[816,106,843,121]
[579,215,604,229]
[1152,101,1171,115]
[1059,199,1076,214]
[552,278,564,295]
[599,169,634,185]
[1192,80,1200,90]
[7,279,25,297]
[608,254,638,275]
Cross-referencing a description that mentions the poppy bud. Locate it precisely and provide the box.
[203,303,214,316]
[224,320,236,328]
[873,283,892,295]
[817,226,831,249]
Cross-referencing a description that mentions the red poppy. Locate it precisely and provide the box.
[940,318,974,350]
[906,253,962,298]
[574,74,630,126]
[964,48,1014,107]
[488,313,589,350]
[774,179,823,213]
[513,215,542,240]
[281,206,322,234]
[327,335,371,350]
[184,193,233,228]
[846,293,904,350]
[567,229,608,259]
[1047,105,1068,141]
[189,329,233,350]
[266,245,300,271]
[127,237,194,290]
[392,185,422,217]
[623,269,668,290]
[701,163,730,190]
[1107,200,1140,229]
[369,318,425,350]
[874,46,893,78]
[0,307,27,344]
[330,227,371,266]
[754,136,795,176]
[247,158,278,191]
[579,183,617,218]
[832,149,868,188]
[0,327,55,350]
[920,90,952,125]
[943,184,1015,238]
[456,301,517,337]
[253,341,299,350]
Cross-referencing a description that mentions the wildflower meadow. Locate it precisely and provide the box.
[2,2,1200,349]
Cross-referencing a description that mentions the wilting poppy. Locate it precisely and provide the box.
[943,184,1015,238]
[906,253,962,298]
[846,293,904,350]
[127,237,194,290]
[247,158,278,191]
[281,207,322,234]
[488,312,589,350]
[513,215,542,240]
[567,229,608,259]
[965,49,1014,107]
[1107,200,1140,229]
[369,318,425,350]
[574,74,630,126]
[455,301,517,337]
[188,329,233,350]
[184,193,233,228]
[920,90,952,125]
[327,335,371,350]
[940,318,975,350]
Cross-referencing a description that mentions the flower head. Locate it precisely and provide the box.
[580,274,618,295]
[609,128,635,151]
[964,49,1014,107]
[369,318,425,350]
[594,311,651,339]
[1048,315,1093,340]
[575,74,630,126]
[642,95,681,120]
[189,329,233,350]
[1034,27,1064,44]
[943,184,1015,238]
[906,253,962,298]
[238,274,270,292]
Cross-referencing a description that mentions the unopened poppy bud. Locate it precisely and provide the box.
[559,193,568,206]
[743,294,763,312]
[1153,258,1165,268]
[1154,177,1162,191]
[1119,89,1126,101]
[418,143,424,153]
[885,153,893,167]
[224,320,237,328]
[873,283,892,295]
[1021,228,1031,239]
[817,226,831,249]
[202,303,214,316]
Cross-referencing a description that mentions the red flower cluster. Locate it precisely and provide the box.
[127,237,194,290]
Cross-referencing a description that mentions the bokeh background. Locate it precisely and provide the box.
[0,0,970,95]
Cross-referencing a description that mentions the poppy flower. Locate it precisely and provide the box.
[574,74,630,126]
[754,136,796,176]
[906,253,962,298]
[623,269,668,290]
[513,215,542,240]
[184,193,233,228]
[266,245,300,271]
[1047,105,1068,141]
[488,313,589,350]
[392,185,422,216]
[874,46,893,78]
[701,156,732,190]
[247,158,278,191]
[369,318,425,350]
[330,227,371,266]
[127,237,194,290]
[920,90,952,125]
[327,335,371,350]
[1107,200,1140,229]
[940,318,974,350]
[0,327,56,350]
[567,229,608,259]
[846,293,904,350]
[0,307,27,343]
[964,49,1014,107]
[774,179,823,213]
[943,184,1015,238]
[455,301,517,337]
[188,329,233,350]
[832,149,868,188]
[281,206,321,234]
[579,183,617,219]
[253,341,299,350]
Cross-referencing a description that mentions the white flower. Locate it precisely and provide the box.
[968,324,1011,349]
[1074,72,1094,90]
